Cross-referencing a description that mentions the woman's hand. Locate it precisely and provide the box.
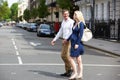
[74,44,79,49]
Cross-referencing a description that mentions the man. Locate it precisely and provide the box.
[51,10,74,77]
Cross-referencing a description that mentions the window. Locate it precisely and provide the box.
[101,3,104,20]
[107,1,110,20]
[95,4,98,19]
[85,0,90,3]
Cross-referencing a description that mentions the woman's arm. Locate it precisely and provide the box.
[76,22,84,44]
[67,34,71,41]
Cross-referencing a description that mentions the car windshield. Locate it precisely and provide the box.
[40,24,50,29]
[30,23,36,26]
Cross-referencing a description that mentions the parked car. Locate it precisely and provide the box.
[27,23,37,32]
[37,24,55,37]
[16,23,24,28]
[0,22,3,27]
[23,23,29,30]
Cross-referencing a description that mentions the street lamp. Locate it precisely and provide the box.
[86,0,95,37]
[70,0,79,19]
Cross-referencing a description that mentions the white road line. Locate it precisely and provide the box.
[0,63,120,67]
[16,51,19,56]
[12,41,16,46]
[11,38,14,41]
[30,42,37,46]
[83,64,120,67]
[11,38,23,65]
[30,42,41,46]
[17,56,23,64]
[14,45,18,50]
[117,74,120,76]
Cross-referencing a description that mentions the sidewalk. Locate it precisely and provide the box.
[83,39,120,56]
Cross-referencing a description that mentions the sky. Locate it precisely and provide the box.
[7,0,18,7]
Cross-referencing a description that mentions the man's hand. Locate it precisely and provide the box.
[51,40,55,46]
[62,39,67,44]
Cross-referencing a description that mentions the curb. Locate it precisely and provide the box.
[84,44,120,57]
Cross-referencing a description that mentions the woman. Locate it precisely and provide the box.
[67,11,85,80]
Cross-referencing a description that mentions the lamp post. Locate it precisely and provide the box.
[51,0,53,22]
[70,0,79,19]
[91,0,95,37]
[86,0,95,37]
[113,0,116,39]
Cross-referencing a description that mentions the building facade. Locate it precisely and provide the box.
[46,0,63,22]
[76,0,120,40]
[28,0,63,22]
[18,0,29,22]
[28,0,120,40]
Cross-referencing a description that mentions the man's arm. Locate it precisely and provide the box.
[51,26,63,45]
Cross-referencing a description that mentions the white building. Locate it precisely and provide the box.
[18,0,29,22]
[76,0,120,39]
[27,0,120,39]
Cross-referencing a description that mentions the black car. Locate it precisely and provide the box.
[37,24,55,37]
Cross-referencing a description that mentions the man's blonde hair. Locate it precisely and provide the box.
[74,11,85,25]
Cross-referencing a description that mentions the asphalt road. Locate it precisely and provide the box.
[0,25,120,80]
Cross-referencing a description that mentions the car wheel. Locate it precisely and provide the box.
[37,33,40,37]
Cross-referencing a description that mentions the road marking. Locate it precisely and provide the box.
[14,45,18,50]
[12,41,16,45]
[117,74,120,76]
[0,63,120,67]
[97,73,103,76]
[16,51,19,56]
[11,38,14,41]
[12,38,17,50]
[30,42,41,46]
[11,72,16,75]
[83,64,120,67]
[17,56,23,64]
[11,38,23,64]
[33,72,38,75]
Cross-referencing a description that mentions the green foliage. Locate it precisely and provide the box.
[30,8,38,19]
[18,15,23,21]
[23,9,31,22]
[0,1,11,20]
[37,0,49,19]
[10,3,18,21]
[56,0,72,10]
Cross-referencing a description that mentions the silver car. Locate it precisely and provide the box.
[37,24,55,37]
[0,23,3,27]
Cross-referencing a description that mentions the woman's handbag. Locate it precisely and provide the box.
[78,22,93,42]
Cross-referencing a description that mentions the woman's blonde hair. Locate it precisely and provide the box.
[74,11,85,25]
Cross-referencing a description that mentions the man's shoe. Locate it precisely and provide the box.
[66,70,73,77]
[60,72,67,76]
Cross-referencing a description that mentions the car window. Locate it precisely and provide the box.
[40,24,50,29]
[30,23,36,26]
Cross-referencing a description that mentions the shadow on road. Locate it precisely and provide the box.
[28,70,67,79]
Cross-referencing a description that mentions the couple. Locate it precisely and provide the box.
[51,10,85,80]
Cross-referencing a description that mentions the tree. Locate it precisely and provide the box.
[37,0,49,20]
[23,9,31,22]
[30,8,38,20]
[18,15,23,21]
[0,1,11,20]
[10,3,18,21]
[56,0,72,10]
[56,0,79,18]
